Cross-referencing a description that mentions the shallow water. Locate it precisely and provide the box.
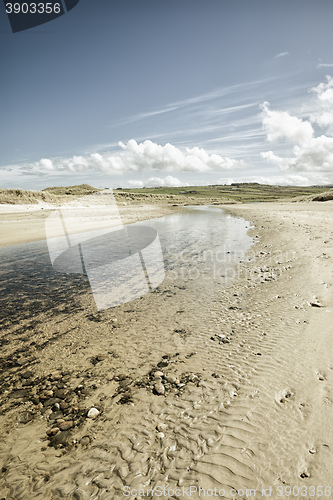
[0,206,253,323]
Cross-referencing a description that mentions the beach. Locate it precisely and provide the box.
[0,200,333,499]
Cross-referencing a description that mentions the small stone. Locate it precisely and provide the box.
[49,411,63,421]
[157,432,165,439]
[44,397,60,407]
[154,371,164,377]
[156,423,167,432]
[50,372,62,381]
[10,389,29,399]
[51,430,71,447]
[46,427,60,437]
[59,421,73,431]
[54,389,68,399]
[87,407,100,418]
[21,371,33,379]
[164,373,177,384]
[154,383,165,395]
[119,378,133,388]
[309,301,323,308]
[80,436,91,446]
[157,360,169,369]
[96,354,106,362]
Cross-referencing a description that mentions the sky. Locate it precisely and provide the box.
[2,0,333,189]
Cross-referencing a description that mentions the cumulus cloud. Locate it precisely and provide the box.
[260,102,314,143]
[30,140,246,176]
[309,76,333,132]
[261,77,333,174]
[127,176,188,188]
[311,76,333,105]
[220,172,333,186]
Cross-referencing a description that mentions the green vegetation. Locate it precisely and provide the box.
[42,184,101,196]
[118,183,333,203]
[1,183,332,205]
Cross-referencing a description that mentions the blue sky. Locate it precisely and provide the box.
[1,0,333,189]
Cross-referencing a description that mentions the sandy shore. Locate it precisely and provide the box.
[0,200,333,498]
[0,202,178,247]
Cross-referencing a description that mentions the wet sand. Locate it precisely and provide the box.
[0,201,333,499]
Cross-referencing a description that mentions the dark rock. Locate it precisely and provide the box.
[157,360,169,369]
[51,430,72,447]
[44,397,61,407]
[59,421,73,431]
[119,378,133,388]
[53,389,68,399]
[49,411,63,421]
[10,389,29,399]
[21,371,33,379]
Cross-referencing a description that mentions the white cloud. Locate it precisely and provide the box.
[317,63,333,68]
[261,78,333,174]
[275,51,289,58]
[309,76,333,133]
[220,172,333,186]
[261,135,333,172]
[127,176,187,188]
[261,102,313,144]
[311,76,333,104]
[28,140,246,177]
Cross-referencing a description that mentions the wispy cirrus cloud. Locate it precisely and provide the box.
[274,51,289,58]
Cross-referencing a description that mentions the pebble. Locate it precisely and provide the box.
[80,436,91,446]
[52,430,71,447]
[21,371,33,379]
[96,354,106,362]
[157,432,165,439]
[309,300,323,308]
[49,411,63,421]
[119,378,133,388]
[54,389,68,399]
[157,360,169,369]
[164,373,177,384]
[50,371,62,381]
[154,383,165,395]
[154,371,164,377]
[156,423,167,432]
[87,407,100,418]
[46,427,60,437]
[59,421,74,431]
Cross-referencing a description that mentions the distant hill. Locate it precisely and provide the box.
[42,184,102,196]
